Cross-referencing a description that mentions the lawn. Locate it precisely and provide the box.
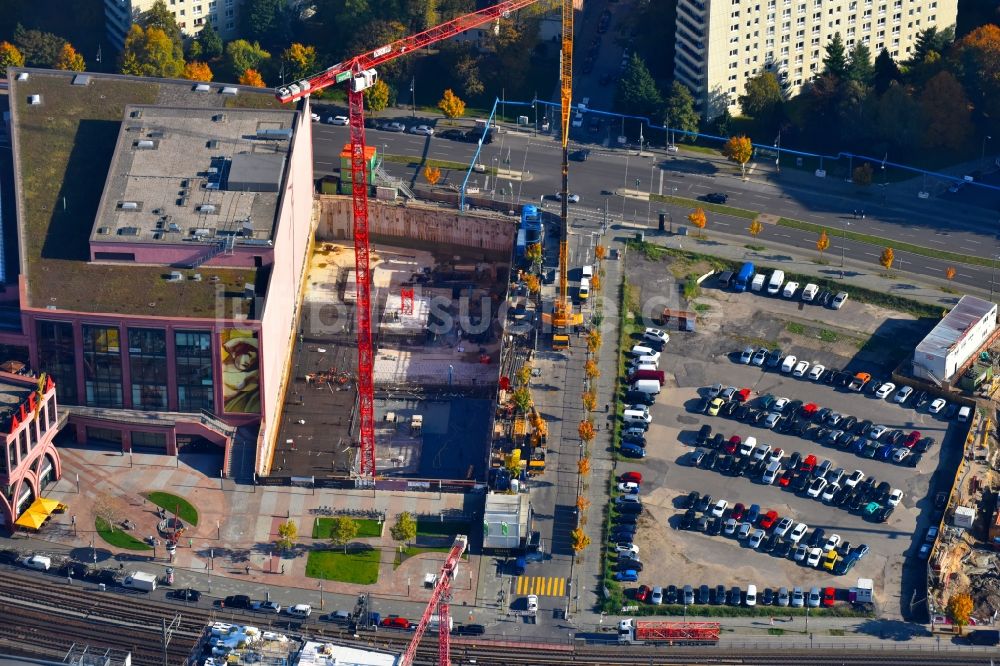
[393,546,469,570]
[95,517,152,551]
[305,548,381,584]
[312,517,383,539]
[416,519,471,537]
[144,492,199,526]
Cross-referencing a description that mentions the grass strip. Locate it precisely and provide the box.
[392,546,469,570]
[650,194,758,219]
[382,154,493,173]
[416,519,470,537]
[777,217,995,269]
[312,517,383,539]
[95,516,152,551]
[305,548,380,584]
[144,492,199,526]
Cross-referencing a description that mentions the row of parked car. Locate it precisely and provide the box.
[610,472,646,581]
[690,423,901,521]
[677,490,872,575]
[635,581,836,609]
[700,384,935,469]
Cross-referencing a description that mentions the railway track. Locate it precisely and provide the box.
[0,570,993,665]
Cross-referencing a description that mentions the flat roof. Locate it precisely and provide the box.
[8,69,290,317]
[915,295,997,359]
[93,104,293,246]
[0,376,33,428]
[297,642,397,666]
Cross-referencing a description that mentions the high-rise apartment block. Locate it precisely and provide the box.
[673,0,958,117]
[104,0,243,48]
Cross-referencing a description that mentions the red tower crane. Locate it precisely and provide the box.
[276,1,540,478]
[398,535,467,666]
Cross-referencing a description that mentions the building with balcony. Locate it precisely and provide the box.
[6,69,315,479]
[104,0,244,49]
[673,0,957,118]
[0,372,62,530]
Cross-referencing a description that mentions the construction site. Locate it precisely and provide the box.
[267,197,518,483]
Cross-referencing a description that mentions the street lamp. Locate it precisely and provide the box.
[982,135,993,169]
[410,77,415,118]
[840,220,851,269]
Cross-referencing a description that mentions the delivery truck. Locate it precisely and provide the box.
[617,619,720,645]
[123,571,158,592]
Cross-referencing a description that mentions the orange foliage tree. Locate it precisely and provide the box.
[578,419,596,442]
[182,61,213,81]
[238,68,265,87]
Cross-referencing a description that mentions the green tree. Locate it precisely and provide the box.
[665,82,699,141]
[822,32,848,78]
[390,512,417,548]
[243,0,287,47]
[873,48,901,94]
[364,78,391,114]
[875,82,922,151]
[738,71,783,122]
[455,53,485,97]
[615,53,663,119]
[275,519,297,551]
[281,43,317,81]
[847,42,874,86]
[54,43,85,71]
[909,26,953,67]
[329,516,358,554]
[225,39,271,77]
[121,25,185,78]
[0,42,25,77]
[141,0,183,49]
[512,387,532,413]
[13,25,66,67]
[349,19,408,80]
[920,71,972,150]
[197,23,224,60]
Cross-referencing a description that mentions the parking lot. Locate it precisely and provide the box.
[614,254,958,618]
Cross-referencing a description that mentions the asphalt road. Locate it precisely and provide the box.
[311,117,1000,296]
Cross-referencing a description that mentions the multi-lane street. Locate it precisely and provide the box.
[312,115,1000,295]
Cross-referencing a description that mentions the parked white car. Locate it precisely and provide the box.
[788,523,808,544]
[887,489,903,507]
[326,115,349,125]
[806,548,823,567]
[929,398,947,414]
[409,124,435,136]
[780,355,797,373]
[808,364,825,380]
[782,281,800,298]
[643,328,670,345]
[793,360,810,377]
[894,386,913,403]
[874,382,896,399]
[831,291,849,309]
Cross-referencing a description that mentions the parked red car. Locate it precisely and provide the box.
[800,403,818,419]
[778,470,794,487]
[822,587,836,607]
[735,388,752,403]
[620,471,643,484]
[903,431,921,448]
[381,616,412,629]
[635,585,651,602]
[759,510,779,530]
[731,503,746,521]
[799,454,817,474]
[724,435,741,455]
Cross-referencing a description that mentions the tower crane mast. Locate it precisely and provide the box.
[400,535,468,666]
[275,1,541,477]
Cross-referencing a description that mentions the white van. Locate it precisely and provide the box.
[958,405,972,422]
[766,270,785,295]
[287,604,312,618]
[801,283,819,301]
[631,379,661,395]
[579,278,590,300]
[745,585,757,607]
[633,363,658,373]
[623,409,653,425]
[751,274,766,292]
[630,346,660,362]
[630,355,660,368]
[22,555,51,571]
[582,264,594,279]
[429,615,454,632]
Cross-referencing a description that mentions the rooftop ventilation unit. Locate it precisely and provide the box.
[96,227,111,235]
[256,128,293,140]
[134,139,155,149]
[168,222,181,233]
[130,110,142,119]
[197,204,217,214]
[221,86,239,95]
[193,83,211,93]
[207,140,219,149]
[117,227,140,236]
[27,95,41,105]
[191,274,202,281]
[72,75,90,86]
[192,228,211,238]
[16,73,28,82]
[119,201,140,211]
[167,271,184,282]
[213,113,226,122]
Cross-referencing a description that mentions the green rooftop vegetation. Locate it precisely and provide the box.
[12,72,260,318]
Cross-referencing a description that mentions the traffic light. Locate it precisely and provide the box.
[658,213,666,231]
[635,178,640,187]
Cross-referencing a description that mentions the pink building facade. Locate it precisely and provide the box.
[0,373,61,529]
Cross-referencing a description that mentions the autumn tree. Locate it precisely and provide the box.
[390,512,417,548]
[576,495,591,512]
[853,162,874,186]
[438,89,466,119]
[688,208,707,236]
[0,42,24,77]
[328,516,358,554]
[722,136,753,177]
[225,39,270,77]
[281,43,316,82]
[512,387,532,412]
[141,0,183,52]
[578,419,596,442]
[584,359,600,379]
[816,230,830,257]
[121,25,185,78]
[12,27,64,67]
[582,389,597,412]
[880,247,895,270]
[749,218,764,238]
[239,68,266,87]
[946,266,956,280]
[93,492,128,532]
[591,274,601,291]
[586,330,602,354]
[570,527,591,553]
[505,448,522,476]
[363,78,390,114]
[275,519,297,552]
[524,274,540,294]
[515,363,532,387]
[595,245,606,261]
[950,25,1000,124]
[525,242,542,264]
[423,165,442,185]
[53,43,85,71]
[182,61,213,81]
[530,410,548,445]
[577,456,591,475]
[947,593,973,629]
[920,71,972,150]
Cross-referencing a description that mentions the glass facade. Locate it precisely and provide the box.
[132,431,167,448]
[36,321,78,404]
[128,328,168,410]
[82,325,123,408]
[175,331,214,412]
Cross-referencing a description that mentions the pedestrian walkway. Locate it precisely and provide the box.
[514,575,567,597]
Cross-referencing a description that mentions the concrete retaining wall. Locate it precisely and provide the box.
[316,196,515,259]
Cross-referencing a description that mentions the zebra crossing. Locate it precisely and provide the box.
[514,575,567,597]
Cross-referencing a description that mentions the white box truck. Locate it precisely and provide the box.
[124,571,157,592]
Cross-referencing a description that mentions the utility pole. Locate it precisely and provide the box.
[161,615,181,666]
